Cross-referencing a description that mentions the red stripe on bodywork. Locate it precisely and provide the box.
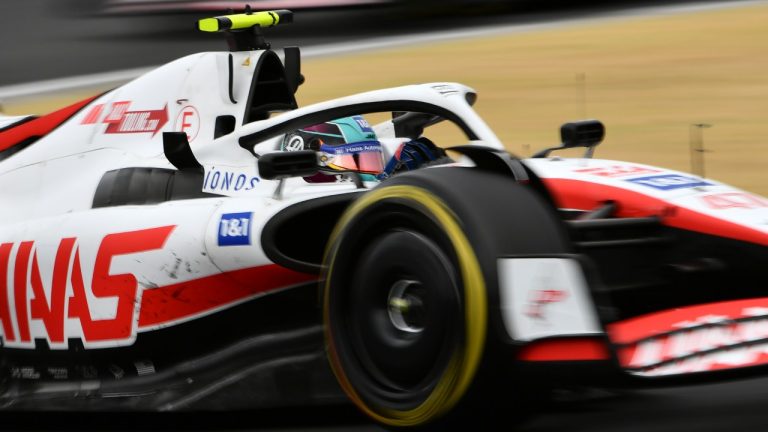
[518,337,611,361]
[0,95,99,152]
[607,297,768,345]
[543,178,768,246]
[138,265,317,328]
[607,298,768,374]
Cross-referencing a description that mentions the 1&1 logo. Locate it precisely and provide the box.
[218,212,253,246]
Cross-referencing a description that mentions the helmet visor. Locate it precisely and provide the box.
[320,141,385,174]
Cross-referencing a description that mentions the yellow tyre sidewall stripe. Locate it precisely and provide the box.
[323,185,487,427]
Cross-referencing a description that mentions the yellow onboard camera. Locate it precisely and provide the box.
[198,9,293,33]
[196,7,294,52]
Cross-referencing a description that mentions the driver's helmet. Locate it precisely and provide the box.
[281,115,385,176]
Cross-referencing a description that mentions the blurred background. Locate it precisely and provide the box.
[1,1,768,430]
[0,0,768,195]
[2,0,767,195]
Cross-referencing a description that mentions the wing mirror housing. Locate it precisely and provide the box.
[258,150,368,199]
[533,119,605,158]
[561,120,605,149]
[258,150,319,180]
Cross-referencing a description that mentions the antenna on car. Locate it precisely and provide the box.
[197,7,304,97]
[532,119,605,158]
[197,8,293,51]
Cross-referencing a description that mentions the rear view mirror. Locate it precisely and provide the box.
[258,150,318,180]
[561,120,605,148]
[532,119,605,158]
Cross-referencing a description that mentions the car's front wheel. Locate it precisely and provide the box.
[323,167,569,429]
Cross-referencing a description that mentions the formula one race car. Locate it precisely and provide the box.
[0,8,767,430]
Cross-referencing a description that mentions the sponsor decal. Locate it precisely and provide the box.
[609,298,768,377]
[218,212,252,246]
[11,367,41,379]
[283,134,305,151]
[324,141,382,155]
[499,258,601,342]
[574,164,661,178]
[104,101,131,123]
[81,101,169,136]
[627,174,712,191]
[203,167,260,194]
[81,104,105,125]
[700,192,768,210]
[0,226,174,349]
[174,105,200,142]
[47,367,68,380]
[104,103,168,136]
[430,84,460,96]
[352,115,373,133]
[526,289,568,320]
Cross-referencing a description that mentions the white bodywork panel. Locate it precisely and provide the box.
[498,257,602,342]
[0,115,33,130]
[525,158,768,244]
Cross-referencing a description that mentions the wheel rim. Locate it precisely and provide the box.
[349,230,460,394]
[387,280,426,334]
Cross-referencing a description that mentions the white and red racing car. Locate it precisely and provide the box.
[0,9,766,430]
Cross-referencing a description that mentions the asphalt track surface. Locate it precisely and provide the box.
[5,374,768,431]
[2,0,768,431]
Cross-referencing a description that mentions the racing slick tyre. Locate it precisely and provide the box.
[323,167,571,430]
